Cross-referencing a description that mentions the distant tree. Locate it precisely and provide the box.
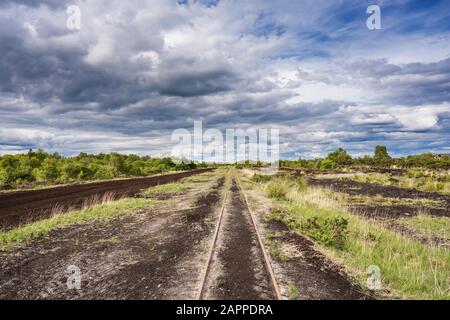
[318,158,335,170]
[34,158,59,181]
[326,148,353,167]
[60,161,83,181]
[374,145,390,160]
[0,149,211,185]
[108,153,126,174]
[373,145,392,167]
[93,165,118,180]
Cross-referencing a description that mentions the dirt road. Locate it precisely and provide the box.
[0,169,212,230]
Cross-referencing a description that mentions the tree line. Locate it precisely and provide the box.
[281,146,450,170]
[0,149,202,185]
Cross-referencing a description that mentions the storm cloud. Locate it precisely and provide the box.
[0,0,449,158]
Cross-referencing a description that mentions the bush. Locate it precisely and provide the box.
[326,148,353,167]
[34,158,59,181]
[301,216,348,250]
[267,207,348,249]
[93,165,118,180]
[60,162,83,181]
[267,182,287,200]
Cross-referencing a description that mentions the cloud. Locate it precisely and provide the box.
[0,0,449,158]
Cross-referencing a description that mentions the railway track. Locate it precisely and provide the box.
[196,174,281,300]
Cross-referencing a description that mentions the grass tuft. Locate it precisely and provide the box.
[140,182,188,197]
[250,174,272,183]
[267,181,288,200]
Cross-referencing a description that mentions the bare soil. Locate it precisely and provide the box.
[281,167,406,176]
[0,174,224,299]
[0,169,212,231]
[309,178,450,218]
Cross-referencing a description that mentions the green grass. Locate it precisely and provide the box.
[0,197,157,251]
[399,215,450,239]
[254,177,450,300]
[267,181,288,200]
[288,283,299,300]
[141,182,189,197]
[250,174,272,183]
[264,236,288,263]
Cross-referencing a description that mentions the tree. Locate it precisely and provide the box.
[326,148,353,167]
[108,153,126,174]
[34,158,59,181]
[373,145,392,167]
[60,161,83,181]
[374,145,390,160]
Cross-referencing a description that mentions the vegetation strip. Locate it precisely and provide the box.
[0,197,157,251]
[0,149,204,188]
[281,145,449,171]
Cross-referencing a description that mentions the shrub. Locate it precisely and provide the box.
[301,216,348,250]
[267,207,348,250]
[318,158,335,170]
[93,165,118,180]
[326,148,353,167]
[267,182,287,200]
[34,158,59,181]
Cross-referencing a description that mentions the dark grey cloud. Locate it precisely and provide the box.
[158,68,237,97]
[0,0,69,8]
[0,0,449,157]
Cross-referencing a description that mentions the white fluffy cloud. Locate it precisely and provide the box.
[0,0,449,158]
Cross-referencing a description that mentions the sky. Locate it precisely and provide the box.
[0,0,449,159]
